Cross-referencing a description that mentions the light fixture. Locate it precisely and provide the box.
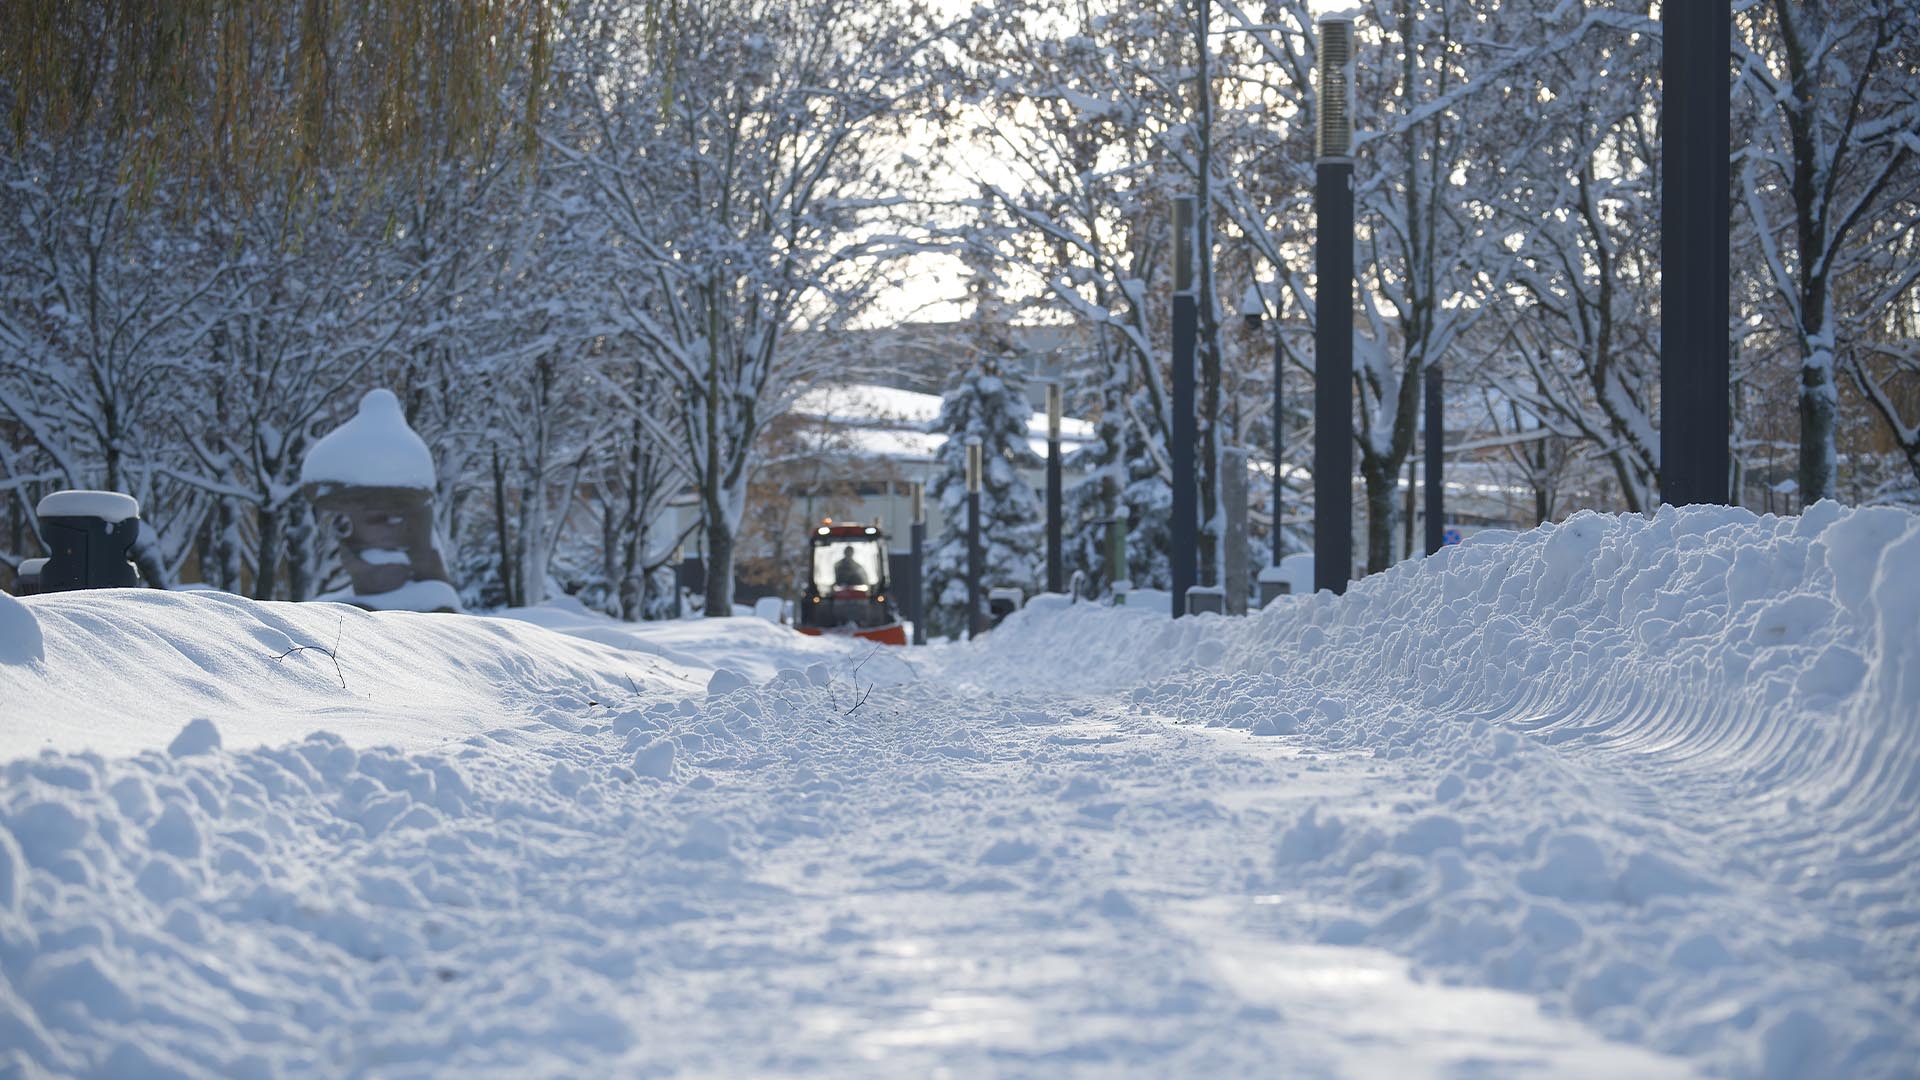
[1316,15,1355,162]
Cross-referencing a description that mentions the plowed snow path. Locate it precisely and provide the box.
[0,668,1689,1077]
[5,504,1918,1077]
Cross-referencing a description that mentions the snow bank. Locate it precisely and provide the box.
[966,502,1920,1076]
[0,597,920,1077]
[0,590,43,666]
[494,597,872,683]
[314,578,462,614]
[299,388,436,490]
[1,504,1912,1077]
[0,590,713,759]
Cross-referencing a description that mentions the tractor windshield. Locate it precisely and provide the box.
[814,539,884,595]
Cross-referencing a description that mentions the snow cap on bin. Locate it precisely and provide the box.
[36,490,139,523]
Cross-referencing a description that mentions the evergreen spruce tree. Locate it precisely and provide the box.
[924,355,1043,637]
[1064,385,1172,595]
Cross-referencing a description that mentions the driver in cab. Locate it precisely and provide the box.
[833,545,869,589]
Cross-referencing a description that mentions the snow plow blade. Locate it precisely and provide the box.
[795,622,907,646]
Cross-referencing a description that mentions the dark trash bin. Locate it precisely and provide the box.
[36,491,143,592]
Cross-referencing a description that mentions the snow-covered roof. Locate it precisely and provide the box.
[301,389,437,490]
[789,382,1095,469]
[791,381,1096,442]
[792,383,943,427]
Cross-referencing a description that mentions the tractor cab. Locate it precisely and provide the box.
[796,521,907,645]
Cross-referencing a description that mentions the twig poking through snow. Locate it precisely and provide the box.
[268,615,348,690]
[842,683,874,716]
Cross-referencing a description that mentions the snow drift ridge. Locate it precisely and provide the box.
[970,502,1920,1075]
[979,502,1918,829]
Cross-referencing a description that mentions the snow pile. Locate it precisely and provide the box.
[0,590,43,666]
[0,504,1913,1076]
[299,389,437,491]
[0,603,944,1077]
[969,502,1920,1076]
[316,577,462,615]
[0,591,712,759]
[496,594,862,683]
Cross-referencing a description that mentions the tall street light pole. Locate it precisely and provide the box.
[1424,365,1445,556]
[1045,382,1064,594]
[966,436,983,640]
[1171,195,1200,618]
[1314,14,1355,596]
[1659,2,1732,507]
[910,480,926,645]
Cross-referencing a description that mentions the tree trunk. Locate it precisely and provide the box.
[213,497,240,592]
[1402,453,1416,560]
[702,515,734,617]
[1362,457,1397,574]
[491,447,517,608]
[253,503,282,600]
[1798,346,1838,502]
[286,503,315,602]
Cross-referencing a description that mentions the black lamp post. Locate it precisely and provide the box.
[1660,2,1732,506]
[1171,195,1199,618]
[910,479,926,645]
[1424,365,1445,556]
[1045,382,1063,594]
[966,436,983,640]
[1313,13,1355,596]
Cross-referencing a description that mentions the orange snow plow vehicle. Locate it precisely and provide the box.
[795,520,907,646]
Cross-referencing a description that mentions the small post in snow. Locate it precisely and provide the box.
[1424,364,1445,556]
[910,480,927,646]
[1171,194,1199,618]
[966,436,984,640]
[1659,1,1732,506]
[1046,382,1064,595]
[1314,14,1356,596]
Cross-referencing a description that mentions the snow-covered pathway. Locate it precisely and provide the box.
[0,666,1686,1077]
[3,503,1917,1077]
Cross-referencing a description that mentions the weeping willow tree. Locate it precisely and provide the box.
[1,0,679,201]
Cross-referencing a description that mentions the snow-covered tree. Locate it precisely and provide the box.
[924,357,1043,638]
[1476,1,1664,513]
[1735,0,1920,502]
[1065,382,1174,595]
[551,0,948,616]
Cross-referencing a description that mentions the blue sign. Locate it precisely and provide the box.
[1443,527,1463,546]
